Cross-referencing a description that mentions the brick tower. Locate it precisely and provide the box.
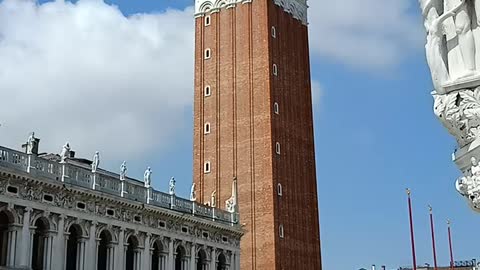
[192,0,322,269]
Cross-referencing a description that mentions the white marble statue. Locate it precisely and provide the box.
[169,177,176,195]
[120,161,127,180]
[225,177,238,213]
[60,142,70,163]
[144,167,152,187]
[91,151,100,173]
[190,183,197,201]
[26,132,35,154]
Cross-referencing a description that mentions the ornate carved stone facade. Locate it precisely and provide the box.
[419,0,480,212]
[0,140,242,270]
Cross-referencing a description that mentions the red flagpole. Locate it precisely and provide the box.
[448,219,454,270]
[407,189,417,270]
[429,205,438,270]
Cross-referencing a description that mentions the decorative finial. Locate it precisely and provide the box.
[428,205,433,213]
[406,188,411,196]
[447,219,451,226]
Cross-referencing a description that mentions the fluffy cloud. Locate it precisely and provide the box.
[0,0,194,162]
[308,0,423,70]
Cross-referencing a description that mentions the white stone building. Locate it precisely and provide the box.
[0,136,242,270]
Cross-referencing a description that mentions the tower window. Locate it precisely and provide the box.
[204,122,211,134]
[275,142,281,155]
[204,161,211,173]
[271,26,276,38]
[205,85,211,97]
[279,224,284,238]
[273,64,278,76]
[204,49,212,59]
[277,183,283,196]
[274,102,279,114]
[205,15,211,26]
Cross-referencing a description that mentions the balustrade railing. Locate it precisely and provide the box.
[0,146,238,225]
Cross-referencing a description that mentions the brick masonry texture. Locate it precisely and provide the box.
[193,1,322,269]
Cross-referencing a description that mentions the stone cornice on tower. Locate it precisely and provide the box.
[194,0,308,25]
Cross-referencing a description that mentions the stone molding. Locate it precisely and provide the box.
[194,0,308,25]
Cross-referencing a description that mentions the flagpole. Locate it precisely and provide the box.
[407,189,417,270]
[429,205,438,270]
[448,219,454,270]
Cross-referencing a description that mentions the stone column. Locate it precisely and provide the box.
[108,244,115,270]
[53,215,65,270]
[96,240,101,270]
[210,248,216,270]
[77,238,86,270]
[7,228,18,266]
[63,234,70,270]
[20,208,31,267]
[88,222,97,270]
[44,234,54,270]
[168,239,174,270]
[190,244,196,270]
[117,228,125,270]
[144,234,151,270]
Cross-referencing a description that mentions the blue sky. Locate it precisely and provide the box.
[2,0,478,269]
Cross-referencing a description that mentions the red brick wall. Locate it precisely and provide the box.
[194,1,322,269]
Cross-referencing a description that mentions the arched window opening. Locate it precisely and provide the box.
[217,253,227,270]
[279,224,285,239]
[32,217,49,270]
[204,49,212,60]
[152,240,166,270]
[0,211,13,266]
[175,245,187,270]
[275,142,281,155]
[274,102,279,114]
[204,162,211,173]
[271,26,276,38]
[66,224,83,270]
[196,249,208,270]
[97,230,113,270]
[204,86,211,97]
[125,236,140,270]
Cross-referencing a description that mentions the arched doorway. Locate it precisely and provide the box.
[66,224,84,270]
[0,211,12,267]
[217,253,226,270]
[175,245,186,270]
[31,217,49,270]
[196,249,207,270]
[97,230,114,270]
[151,240,165,270]
[125,235,140,270]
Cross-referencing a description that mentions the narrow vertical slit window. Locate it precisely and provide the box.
[205,48,212,60]
[273,64,278,76]
[274,102,279,114]
[277,183,283,196]
[279,224,284,238]
[275,142,281,155]
[205,85,211,97]
[204,162,211,173]
[271,26,276,38]
[204,123,211,134]
[205,15,211,26]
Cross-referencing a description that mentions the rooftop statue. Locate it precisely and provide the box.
[120,161,127,180]
[60,142,70,163]
[190,183,197,201]
[92,151,100,173]
[144,167,152,187]
[26,132,36,154]
[169,177,176,195]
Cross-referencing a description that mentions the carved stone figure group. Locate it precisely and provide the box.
[456,156,480,207]
[420,0,480,91]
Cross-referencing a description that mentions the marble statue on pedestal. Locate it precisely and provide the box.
[120,161,127,180]
[169,177,176,195]
[144,167,152,188]
[225,177,238,213]
[92,151,100,173]
[211,191,217,208]
[60,142,70,163]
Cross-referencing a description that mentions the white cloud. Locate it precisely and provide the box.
[308,0,423,70]
[0,0,194,162]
